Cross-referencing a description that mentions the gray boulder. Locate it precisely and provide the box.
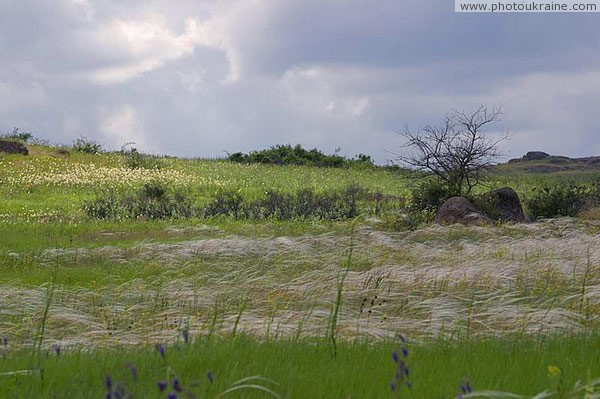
[475,187,525,222]
[0,139,28,155]
[435,197,490,225]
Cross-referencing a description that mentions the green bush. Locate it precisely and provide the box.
[73,137,103,154]
[1,127,33,143]
[84,184,401,221]
[203,191,245,218]
[203,185,370,220]
[526,182,591,219]
[122,147,163,169]
[409,179,455,214]
[83,183,197,220]
[82,194,122,219]
[228,144,374,168]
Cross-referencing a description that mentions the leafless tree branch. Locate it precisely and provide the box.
[395,105,509,195]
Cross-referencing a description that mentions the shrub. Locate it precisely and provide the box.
[409,179,455,214]
[203,191,245,218]
[227,144,374,168]
[526,182,591,219]
[73,137,103,154]
[83,183,197,220]
[121,145,163,169]
[203,185,370,220]
[340,184,365,218]
[82,194,122,219]
[2,127,33,143]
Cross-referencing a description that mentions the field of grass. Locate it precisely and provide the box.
[1,144,600,397]
[1,336,599,398]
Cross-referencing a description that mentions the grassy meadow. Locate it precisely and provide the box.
[1,144,600,398]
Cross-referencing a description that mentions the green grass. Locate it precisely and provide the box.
[0,218,354,253]
[0,145,409,221]
[2,143,600,397]
[1,335,598,398]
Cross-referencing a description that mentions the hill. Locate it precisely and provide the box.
[503,151,600,173]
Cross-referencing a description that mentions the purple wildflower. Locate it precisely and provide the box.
[458,380,473,398]
[127,363,138,381]
[157,380,168,392]
[156,343,165,358]
[52,344,60,356]
[182,329,189,344]
[172,377,183,392]
[390,335,412,395]
[206,371,215,384]
[2,336,7,346]
[167,392,178,399]
[104,375,113,391]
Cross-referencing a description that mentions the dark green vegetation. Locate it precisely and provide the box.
[227,144,374,168]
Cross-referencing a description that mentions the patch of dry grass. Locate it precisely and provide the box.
[1,218,599,351]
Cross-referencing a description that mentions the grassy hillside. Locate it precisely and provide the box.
[1,144,600,397]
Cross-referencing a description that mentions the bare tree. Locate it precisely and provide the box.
[396,105,509,196]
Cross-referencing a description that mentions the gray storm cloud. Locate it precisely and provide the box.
[1,0,599,162]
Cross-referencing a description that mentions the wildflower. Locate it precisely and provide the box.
[2,336,7,346]
[156,343,166,358]
[167,392,178,399]
[157,380,168,392]
[104,375,113,391]
[390,334,412,396]
[548,365,561,377]
[207,371,215,384]
[182,329,189,344]
[460,382,472,394]
[52,344,61,356]
[458,380,473,398]
[127,363,138,381]
[172,377,183,392]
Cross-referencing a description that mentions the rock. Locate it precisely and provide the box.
[547,156,571,164]
[522,151,550,161]
[475,187,525,222]
[434,197,491,225]
[586,157,600,165]
[0,139,28,155]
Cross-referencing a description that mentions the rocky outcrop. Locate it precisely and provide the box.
[507,152,600,172]
[0,139,28,155]
[523,151,550,161]
[509,151,549,163]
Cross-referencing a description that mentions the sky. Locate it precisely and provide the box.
[1,0,599,164]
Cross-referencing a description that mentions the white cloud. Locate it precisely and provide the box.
[1,0,600,162]
[99,104,148,151]
[84,15,213,84]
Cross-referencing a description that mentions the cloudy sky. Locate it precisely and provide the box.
[1,1,599,163]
